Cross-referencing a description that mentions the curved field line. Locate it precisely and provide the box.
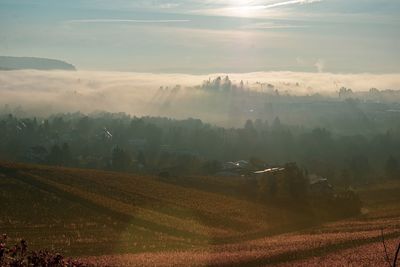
[12,171,208,242]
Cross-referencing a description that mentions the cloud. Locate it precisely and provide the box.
[189,0,322,18]
[260,0,322,9]
[66,19,191,24]
[193,0,322,17]
[240,22,307,30]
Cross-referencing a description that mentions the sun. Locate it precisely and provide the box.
[227,0,264,17]
[230,0,251,5]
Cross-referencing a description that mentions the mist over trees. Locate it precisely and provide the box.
[143,77,400,130]
[2,73,400,129]
[1,110,399,187]
[2,77,400,188]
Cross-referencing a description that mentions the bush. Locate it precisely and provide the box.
[0,234,87,267]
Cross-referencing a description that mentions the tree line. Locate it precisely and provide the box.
[0,112,399,186]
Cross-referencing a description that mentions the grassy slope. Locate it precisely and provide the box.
[80,179,400,266]
[0,161,308,256]
[2,161,398,266]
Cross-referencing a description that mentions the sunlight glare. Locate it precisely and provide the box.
[227,0,265,17]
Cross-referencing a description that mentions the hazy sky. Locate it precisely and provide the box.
[0,0,399,73]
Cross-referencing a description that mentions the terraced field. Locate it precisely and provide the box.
[1,161,399,266]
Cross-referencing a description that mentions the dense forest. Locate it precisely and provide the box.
[1,106,399,187]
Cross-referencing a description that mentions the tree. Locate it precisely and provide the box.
[222,76,232,91]
[244,119,257,139]
[282,163,308,200]
[48,143,72,166]
[137,150,146,167]
[202,160,220,175]
[48,145,62,165]
[61,143,72,166]
[386,156,399,179]
[111,146,131,171]
[339,87,353,99]
[254,119,263,132]
[349,155,371,183]
[272,117,282,130]
[244,119,255,131]
[258,174,278,200]
[239,80,244,89]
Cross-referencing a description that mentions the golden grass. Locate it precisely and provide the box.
[1,161,399,265]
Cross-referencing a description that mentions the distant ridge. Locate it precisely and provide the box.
[0,56,76,71]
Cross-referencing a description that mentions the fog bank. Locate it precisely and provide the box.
[1,70,400,125]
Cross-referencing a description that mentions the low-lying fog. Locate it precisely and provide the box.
[1,70,400,127]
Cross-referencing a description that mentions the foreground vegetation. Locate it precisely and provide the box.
[0,235,86,267]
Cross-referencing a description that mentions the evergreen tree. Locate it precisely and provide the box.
[61,143,72,166]
[111,146,131,171]
[48,145,62,165]
[137,150,146,167]
[386,156,399,179]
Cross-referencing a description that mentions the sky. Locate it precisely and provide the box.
[0,0,399,74]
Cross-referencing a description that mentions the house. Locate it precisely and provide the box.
[254,167,285,175]
[219,160,283,177]
[308,175,334,197]
[222,160,249,171]
[219,160,251,176]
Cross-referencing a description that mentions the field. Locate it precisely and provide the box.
[1,161,399,266]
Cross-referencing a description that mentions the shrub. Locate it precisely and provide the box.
[0,234,87,267]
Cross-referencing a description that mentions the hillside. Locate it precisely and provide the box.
[1,161,399,266]
[80,180,400,266]
[0,161,310,256]
[0,56,76,71]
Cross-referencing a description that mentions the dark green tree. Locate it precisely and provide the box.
[48,145,62,165]
[137,150,146,167]
[349,155,371,183]
[61,143,72,166]
[282,163,308,200]
[385,156,399,179]
[111,146,131,171]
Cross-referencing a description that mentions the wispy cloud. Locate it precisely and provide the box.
[66,19,191,24]
[240,22,307,30]
[190,0,322,18]
[260,0,321,9]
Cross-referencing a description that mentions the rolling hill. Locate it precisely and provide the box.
[0,56,76,71]
[1,161,399,266]
[0,161,310,256]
